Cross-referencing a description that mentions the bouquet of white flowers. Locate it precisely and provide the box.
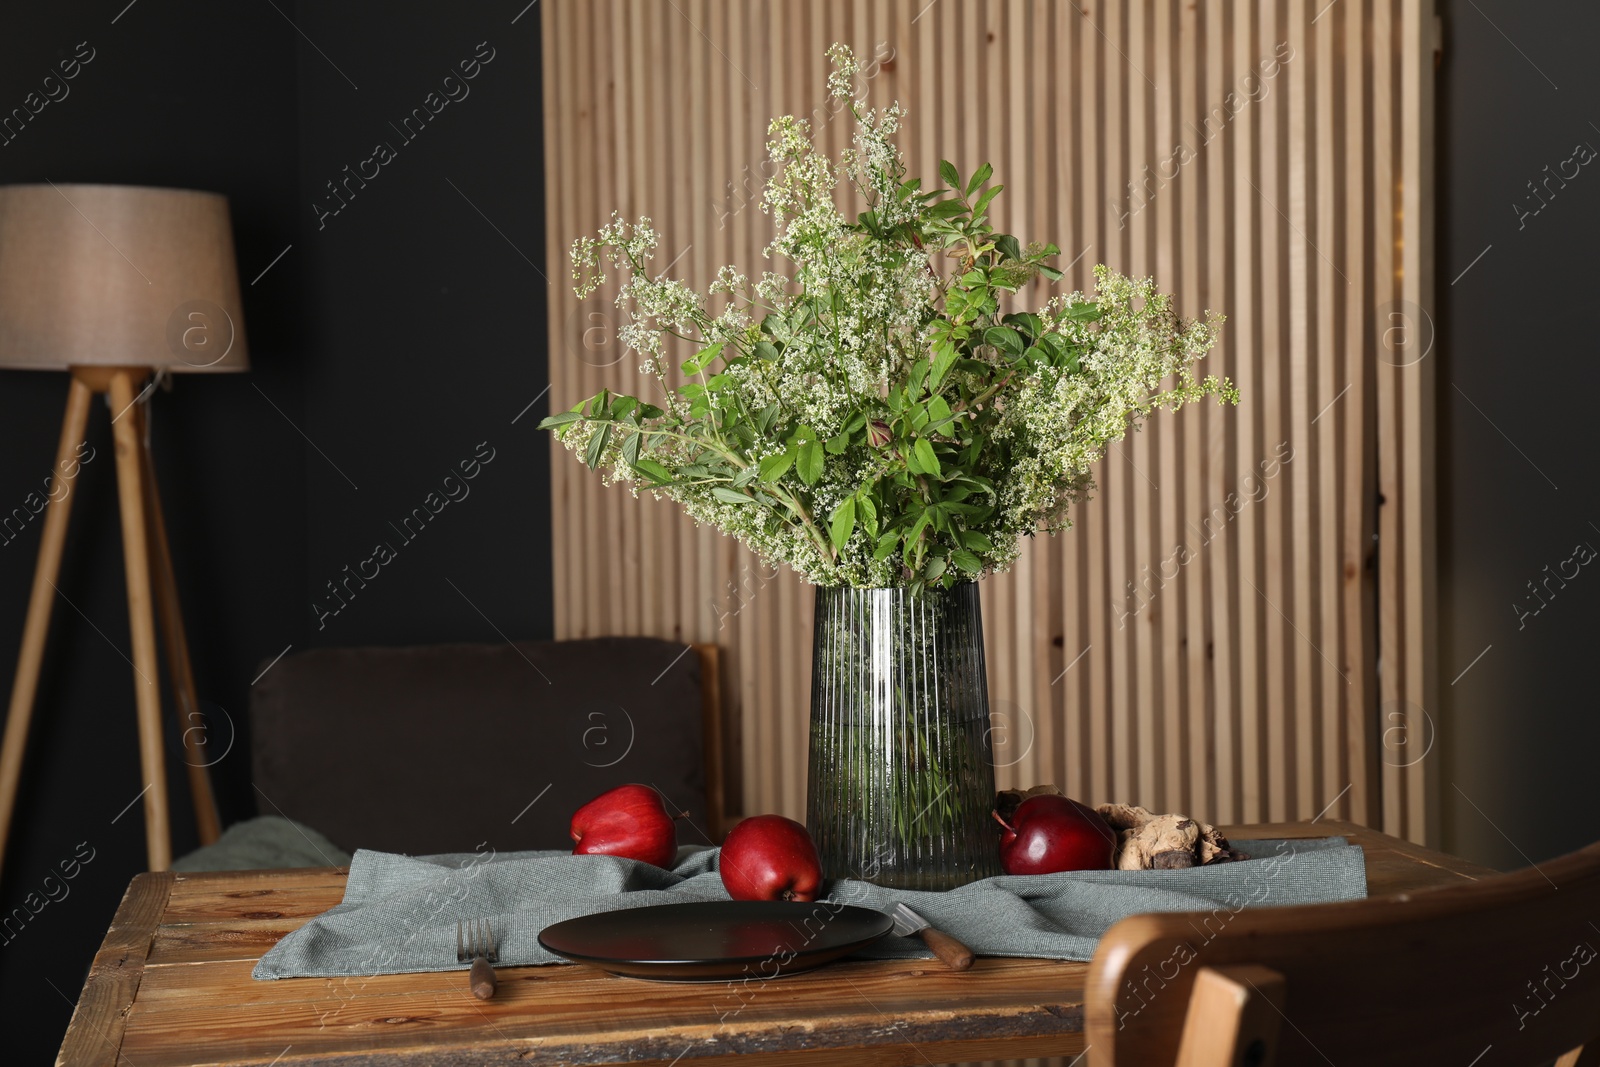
[544,44,1235,590]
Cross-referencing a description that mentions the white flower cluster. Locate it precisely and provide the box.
[991,268,1227,542]
[552,45,1233,589]
[825,42,859,100]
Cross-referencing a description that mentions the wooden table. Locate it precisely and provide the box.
[58,820,1494,1066]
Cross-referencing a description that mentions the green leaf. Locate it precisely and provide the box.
[965,162,993,197]
[758,449,795,482]
[943,288,971,320]
[731,466,759,488]
[633,457,672,482]
[995,234,1023,261]
[873,531,900,561]
[924,556,947,581]
[909,357,931,395]
[904,440,927,475]
[929,340,958,390]
[752,340,780,361]
[584,423,612,470]
[680,341,725,376]
[984,326,1026,358]
[911,438,941,476]
[959,530,996,552]
[622,432,642,467]
[905,512,933,563]
[828,497,857,553]
[1038,264,1064,281]
[939,159,961,189]
[825,429,851,454]
[973,184,1004,218]
[711,486,755,505]
[951,548,983,574]
[537,411,585,430]
[1061,300,1101,322]
[924,199,967,220]
[1003,312,1044,340]
[796,440,824,485]
[858,494,878,539]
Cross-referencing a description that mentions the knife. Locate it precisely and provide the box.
[887,902,974,971]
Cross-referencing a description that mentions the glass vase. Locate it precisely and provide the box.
[805,582,1001,891]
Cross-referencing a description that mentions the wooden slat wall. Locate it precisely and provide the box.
[541,0,1436,846]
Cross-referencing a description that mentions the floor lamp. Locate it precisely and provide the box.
[0,184,249,879]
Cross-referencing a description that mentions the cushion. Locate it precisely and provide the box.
[250,637,707,855]
[172,815,351,872]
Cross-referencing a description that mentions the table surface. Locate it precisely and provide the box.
[58,819,1496,1067]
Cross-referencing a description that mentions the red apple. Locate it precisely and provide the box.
[992,795,1117,875]
[718,815,823,902]
[570,784,677,867]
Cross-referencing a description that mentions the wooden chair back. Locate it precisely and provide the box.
[1085,837,1600,1067]
[248,637,729,855]
[693,643,732,840]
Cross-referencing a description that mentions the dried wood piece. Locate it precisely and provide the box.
[1093,803,1249,870]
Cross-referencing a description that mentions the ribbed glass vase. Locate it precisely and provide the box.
[805,583,1001,891]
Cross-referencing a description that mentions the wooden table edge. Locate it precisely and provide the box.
[1233,818,1501,883]
[56,870,175,1067]
[59,822,1501,1065]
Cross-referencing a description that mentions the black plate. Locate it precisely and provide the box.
[537,900,893,982]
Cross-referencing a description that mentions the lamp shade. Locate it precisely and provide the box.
[0,183,248,372]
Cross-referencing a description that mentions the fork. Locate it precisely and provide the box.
[457,917,498,999]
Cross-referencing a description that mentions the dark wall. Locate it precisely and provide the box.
[0,2,550,1057]
[1438,0,1600,869]
[292,4,550,652]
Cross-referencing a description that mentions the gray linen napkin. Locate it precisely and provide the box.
[252,836,1363,978]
